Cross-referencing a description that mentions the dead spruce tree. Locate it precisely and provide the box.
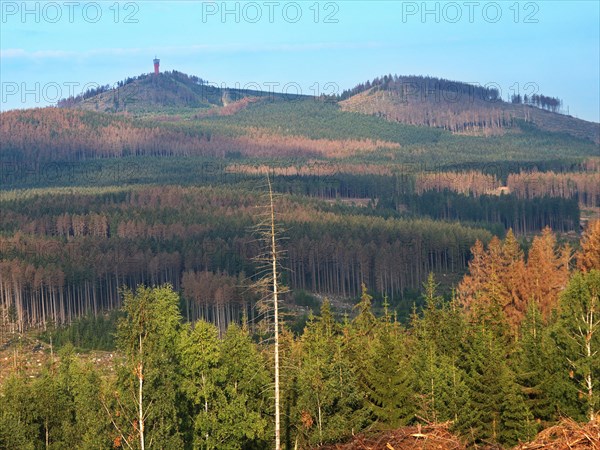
[250,173,288,450]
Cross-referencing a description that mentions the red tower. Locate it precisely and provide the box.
[153,57,160,75]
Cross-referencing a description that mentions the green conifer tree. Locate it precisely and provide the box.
[296,300,363,446]
[514,302,555,428]
[412,274,469,425]
[551,270,600,422]
[459,325,534,446]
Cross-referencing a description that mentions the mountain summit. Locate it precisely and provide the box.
[57,71,599,143]
[338,75,599,142]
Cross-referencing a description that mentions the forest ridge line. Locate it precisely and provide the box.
[50,70,600,143]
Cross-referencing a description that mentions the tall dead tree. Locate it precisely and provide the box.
[246,173,288,449]
[267,174,282,450]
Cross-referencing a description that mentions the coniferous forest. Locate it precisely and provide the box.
[1,227,599,448]
[1,72,600,449]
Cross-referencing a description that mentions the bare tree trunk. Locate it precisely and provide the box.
[138,334,145,450]
[318,395,323,444]
[268,176,281,450]
[584,296,596,422]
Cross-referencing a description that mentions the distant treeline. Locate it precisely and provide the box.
[2,105,598,168]
[511,93,562,113]
[268,172,586,233]
[339,74,501,102]
[0,185,491,333]
[0,179,585,337]
[286,169,599,208]
[340,74,564,115]
[0,108,402,161]
[398,190,579,234]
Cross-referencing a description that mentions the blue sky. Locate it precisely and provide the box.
[1,1,599,122]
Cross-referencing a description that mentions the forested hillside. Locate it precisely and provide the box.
[1,75,599,334]
[0,184,492,332]
[56,71,600,144]
[1,69,599,449]
[56,70,299,115]
[339,75,600,143]
[1,222,599,449]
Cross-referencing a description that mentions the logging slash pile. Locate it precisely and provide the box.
[515,418,600,450]
[318,418,600,450]
[318,422,466,450]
